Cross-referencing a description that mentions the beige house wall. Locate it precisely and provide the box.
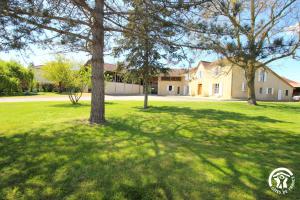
[231,66,293,101]
[157,76,188,95]
[32,67,52,83]
[105,82,143,95]
[189,63,232,99]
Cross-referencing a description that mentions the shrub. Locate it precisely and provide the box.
[0,60,33,96]
[41,83,55,92]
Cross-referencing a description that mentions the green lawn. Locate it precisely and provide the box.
[0,92,91,98]
[0,101,299,200]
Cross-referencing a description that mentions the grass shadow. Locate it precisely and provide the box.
[0,104,299,199]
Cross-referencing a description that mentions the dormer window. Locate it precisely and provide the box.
[196,71,202,79]
[213,66,221,76]
[258,70,267,82]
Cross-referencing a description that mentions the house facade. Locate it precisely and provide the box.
[156,69,189,96]
[32,60,297,100]
[156,60,295,101]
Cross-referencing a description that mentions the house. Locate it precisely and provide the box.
[155,69,190,96]
[282,77,300,96]
[156,60,295,101]
[31,63,143,95]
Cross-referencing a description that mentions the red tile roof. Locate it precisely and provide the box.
[282,77,300,88]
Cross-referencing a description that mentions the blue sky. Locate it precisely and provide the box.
[1,48,300,83]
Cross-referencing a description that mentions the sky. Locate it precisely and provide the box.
[1,48,299,83]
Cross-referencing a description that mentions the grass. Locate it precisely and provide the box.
[0,92,91,98]
[0,101,299,200]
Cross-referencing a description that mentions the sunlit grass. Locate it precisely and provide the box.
[0,101,299,199]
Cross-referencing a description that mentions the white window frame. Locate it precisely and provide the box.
[242,82,246,92]
[197,71,202,79]
[213,83,220,95]
[259,70,264,82]
[266,88,273,95]
[285,90,289,96]
[213,67,220,76]
[167,85,173,92]
[184,74,189,81]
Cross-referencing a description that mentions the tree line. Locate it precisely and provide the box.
[1,0,299,124]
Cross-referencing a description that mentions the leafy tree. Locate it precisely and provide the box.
[67,66,91,104]
[0,60,33,95]
[0,0,130,124]
[114,0,184,109]
[1,0,204,122]
[43,56,73,93]
[188,0,300,105]
[44,57,91,104]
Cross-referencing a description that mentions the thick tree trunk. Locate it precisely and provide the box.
[144,81,149,109]
[89,0,105,124]
[246,75,257,105]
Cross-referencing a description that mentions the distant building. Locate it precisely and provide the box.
[31,63,143,95]
[155,60,296,101]
[32,60,299,101]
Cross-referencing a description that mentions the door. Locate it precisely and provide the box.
[198,84,202,95]
[183,86,189,95]
[177,87,180,95]
[278,89,282,100]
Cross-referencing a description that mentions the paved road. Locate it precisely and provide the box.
[0,94,243,103]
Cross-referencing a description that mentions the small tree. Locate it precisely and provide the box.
[67,66,91,104]
[43,56,72,93]
[189,0,300,105]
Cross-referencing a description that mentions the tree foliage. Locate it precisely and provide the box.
[0,60,33,95]
[43,56,73,93]
[114,0,188,109]
[0,0,206,123]
[43,56,91,104]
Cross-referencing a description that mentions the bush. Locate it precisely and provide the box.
[41,83,55,92]
[0,60,34,96]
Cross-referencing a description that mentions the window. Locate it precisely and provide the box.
[267,88,273,94]
[259,87,263,94]
[168,85,173,92]
[196,71,202,79]
[242,82,246,92]
[184,74,189,81]
[213,83,220,94]
[213,67,220,76]
[258,70,267,82]
[285,90,289,96]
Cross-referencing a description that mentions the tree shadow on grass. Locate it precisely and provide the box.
[0,106,299,199]
[257,103,300,114]
[49,101,115,108]
[136,106,286,123]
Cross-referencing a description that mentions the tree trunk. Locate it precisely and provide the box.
[144,81,148,109]
[246,76,257,105]
[89,0,105,124]
[58,82,62,93]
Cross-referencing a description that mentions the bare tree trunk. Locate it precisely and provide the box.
[144,80,149,109]
[90,0,105,124]
[247,75,257,105]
